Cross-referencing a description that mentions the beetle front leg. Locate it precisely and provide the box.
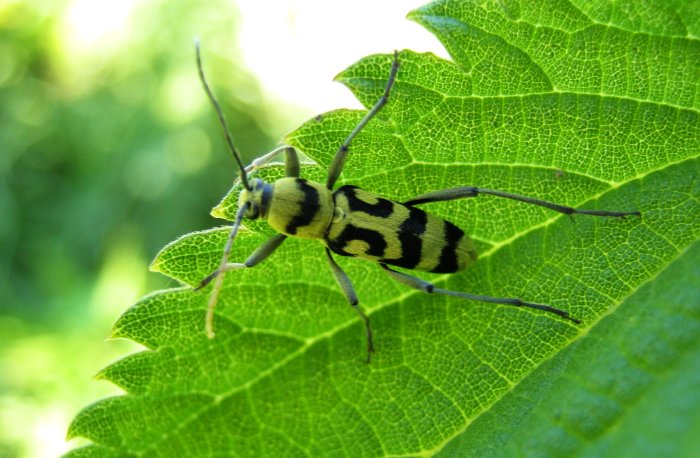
[326,51,400,190]
[198,233,287,338]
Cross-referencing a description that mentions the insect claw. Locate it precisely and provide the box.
[365,337,375,364]
[545,304,582,324]
[622,211,642,219]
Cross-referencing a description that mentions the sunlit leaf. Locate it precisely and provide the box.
[67,0,699,456]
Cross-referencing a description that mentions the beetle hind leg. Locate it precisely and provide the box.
[380,263,581,325]
[404,186,640,219]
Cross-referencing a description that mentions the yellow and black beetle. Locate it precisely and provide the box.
[195,44,640,362]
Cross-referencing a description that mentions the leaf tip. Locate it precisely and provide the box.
[332,69,348,85]
[108,325,125,341]
[65,408,88,442]
[148,257,162,274]
[93,367,108,381]
[210,203,228,219]
[405,7,419,21]
[405,2,429,23]
[65,427,77,442]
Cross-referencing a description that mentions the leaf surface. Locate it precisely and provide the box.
[67,0,699,456]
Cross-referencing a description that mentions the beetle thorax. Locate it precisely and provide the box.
[265,177,335,239]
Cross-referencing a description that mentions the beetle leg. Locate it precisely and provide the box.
[325,248,374,363]
[198,233,287,338]
[237,145,301,179]
[282,146,300,178]
[380,264,581,324]
[198,233,287,289]
[326,51,400,190]
[404,186,640,218]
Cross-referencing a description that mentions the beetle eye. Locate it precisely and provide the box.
[245,203,260,220]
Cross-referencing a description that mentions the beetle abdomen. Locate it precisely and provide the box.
[326,185,477,273]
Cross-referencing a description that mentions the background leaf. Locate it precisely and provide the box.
[67,0,699,456]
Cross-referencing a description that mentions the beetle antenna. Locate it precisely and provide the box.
[195,39,252,191]
[201,202,249,338]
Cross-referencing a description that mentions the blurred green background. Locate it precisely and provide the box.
[0,1,304,456]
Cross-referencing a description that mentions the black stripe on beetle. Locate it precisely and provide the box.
[341,186,394,218]
[285,179,320,235]
[329,224,387,258]
[433,221,465,273]
[383,206,427,269]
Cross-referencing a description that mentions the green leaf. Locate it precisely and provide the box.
[67,0,699,456]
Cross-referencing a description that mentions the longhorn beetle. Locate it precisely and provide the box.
[194,43,640,362]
